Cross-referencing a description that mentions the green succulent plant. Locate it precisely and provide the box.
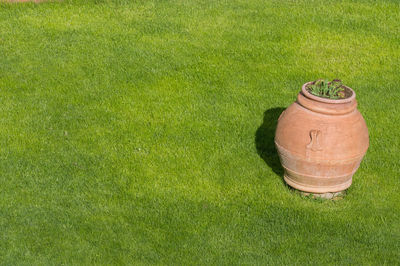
[306,79,346,99]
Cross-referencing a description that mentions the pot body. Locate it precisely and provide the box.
[275,83,369,193]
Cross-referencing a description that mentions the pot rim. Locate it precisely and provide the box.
[302,82,356,104]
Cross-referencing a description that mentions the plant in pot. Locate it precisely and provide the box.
[275,79,369,195]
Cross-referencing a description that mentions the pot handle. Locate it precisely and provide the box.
[306,130,323,151]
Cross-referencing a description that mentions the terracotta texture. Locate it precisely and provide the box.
[275,82,369,193]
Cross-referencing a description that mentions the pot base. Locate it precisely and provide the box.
[300,191,345,200]
[284,174,352,193]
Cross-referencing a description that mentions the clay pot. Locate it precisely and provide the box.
[275,82,369,193]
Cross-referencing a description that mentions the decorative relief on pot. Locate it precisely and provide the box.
[306,130,323,152]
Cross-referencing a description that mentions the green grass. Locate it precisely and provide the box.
[0,0,399,264]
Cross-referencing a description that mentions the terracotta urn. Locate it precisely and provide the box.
[275,82,369,193]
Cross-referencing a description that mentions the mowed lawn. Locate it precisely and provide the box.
[0,0,399,264]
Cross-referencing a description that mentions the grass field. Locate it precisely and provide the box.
[0,0,399,264]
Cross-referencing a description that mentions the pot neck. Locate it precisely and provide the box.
[297,83,357,115]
